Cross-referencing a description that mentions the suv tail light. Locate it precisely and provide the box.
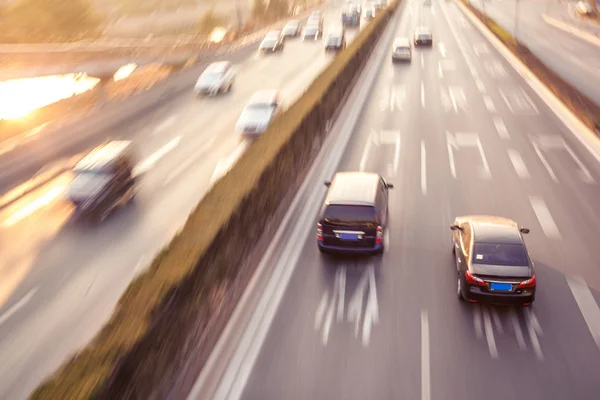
[518,275,536,289]
[376,226,383,244]
[317,223,323,242]
[465,271,486,287]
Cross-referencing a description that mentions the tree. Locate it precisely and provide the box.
[251,0,267,21]
[198,9,224,34]
[265,0,289,21]
[6,0,102,42]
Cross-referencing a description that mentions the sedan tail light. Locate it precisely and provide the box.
[518,275,536,289]
[317,223,323,242]
[375,226,383,244]
[465,270,486,287]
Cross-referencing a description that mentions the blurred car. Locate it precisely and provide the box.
[259,34,285,53]
[324,27,346,52]
[194,61,235,96]
[341,6,360,26]
[317,172,393,255]
[307,14,324,27]
[392,37,412,62]
[576,1,593,15]
[451,215,536,306]
[282,20,302,38]
[378,0,388,6]
[414,27,433,46]
[423,0,432,6]
[363,5,376,20]
[68,140,137,222]
[302,24,323,40]
[235,90,281,136]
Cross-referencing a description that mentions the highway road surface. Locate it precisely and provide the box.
[0,1,361,398]
[195,0,600,399]
[470,0,600,105]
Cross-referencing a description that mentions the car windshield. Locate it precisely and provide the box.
[240,105,275,123]
[323,205,377,226]
[326,36,342,46]
[472,243,529,266]
[261,39,277,47]
[198,71,222,84]
[305,27,318,34]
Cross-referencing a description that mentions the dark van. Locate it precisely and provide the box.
[317,172,393,254]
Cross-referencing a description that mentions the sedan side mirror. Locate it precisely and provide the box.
[324,181,331,187]
[450,224,463,231]
[520,227,530,234]
[386,183,394,189]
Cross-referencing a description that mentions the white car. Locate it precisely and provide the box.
[392,37,412,62]
[302,24,322,40]
[576,1,592,15]
[423,0,432,6]
[236,90,281,136]
[194,61,235,96]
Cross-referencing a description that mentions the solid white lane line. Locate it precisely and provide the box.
[493,117,510,139]
[475,79,486,93]
[336,266,346,323]
[1,185,66,227]
[421,141,427,195]
[359,136,373,171]
[421,310,431,400]
[483,307,499,358]
[393,133,401,173]
[532,142,559,182]
[152,115,177,135]
[314,292,328,330]
[421,82,425,108]
[164,138,216,185]
[529,196,561,239]
[508,149,531,179]
[447,136,457,179]
[0,288,38,327]
[567,276,600,349]
[473,305,483,339]
[525,308,544,360]
[134,136,181,176]
[563,143,596,184]
[421,53,425,68]
[510,308,527,350]
[483,96,496,112]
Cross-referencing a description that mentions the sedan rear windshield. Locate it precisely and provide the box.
[472,243,529,266]
[323,205,377,226]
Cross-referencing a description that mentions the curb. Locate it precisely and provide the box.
[543,14,600,47]
[455,0,600,166]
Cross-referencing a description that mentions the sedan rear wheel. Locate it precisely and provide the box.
[457,272,465,301]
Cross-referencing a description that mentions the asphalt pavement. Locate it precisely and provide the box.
[0,1,362,398]
[469,0,600,105]
[201,0,600,399]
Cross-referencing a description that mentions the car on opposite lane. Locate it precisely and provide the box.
[317,172,393,255]
[451,215,536,306]
[414,26,433,46]
[235,90,281,137]
[282,20,302,38]
[259,32,285,53]
[302,23,323,40]
[194,61,235,96]
[324,26,346,52]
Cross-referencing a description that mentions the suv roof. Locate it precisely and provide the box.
[248,90,279,106]
[75,140,132,172]
[325,172,380,206]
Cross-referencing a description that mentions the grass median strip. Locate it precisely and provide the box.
[460,0,600,134]
[30,2,401,399]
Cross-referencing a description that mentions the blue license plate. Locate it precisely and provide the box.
[490,283,512,291]
[340,233,359,240]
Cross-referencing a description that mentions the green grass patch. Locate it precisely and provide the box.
[30,2,401,399]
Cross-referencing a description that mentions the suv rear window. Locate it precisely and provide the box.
[323,205,377,226]
[472,243,529,266]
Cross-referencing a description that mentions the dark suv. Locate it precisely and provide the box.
[317,172,393,255]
